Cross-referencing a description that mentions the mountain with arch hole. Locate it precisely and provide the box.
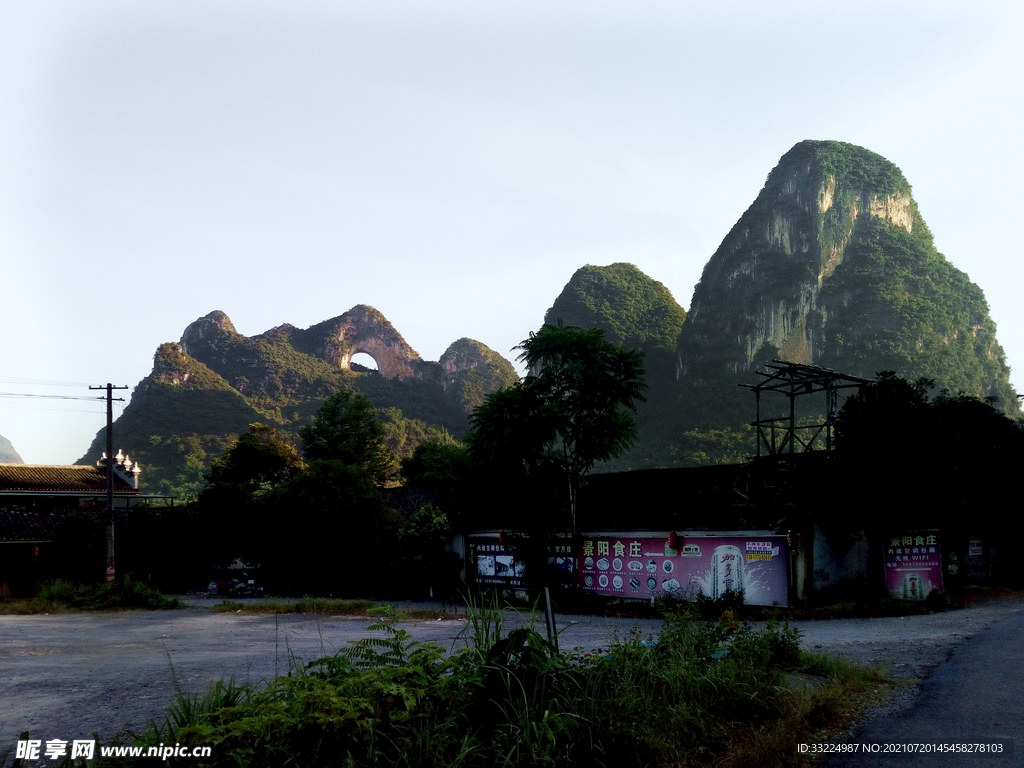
[76,305,518,496]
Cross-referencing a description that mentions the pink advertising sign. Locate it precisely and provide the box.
[576,533,789,607]
[884,530,943,600]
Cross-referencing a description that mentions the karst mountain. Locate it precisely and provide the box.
[79,140,1018,486]
[544,140,1018,467]
[78,306,518,494]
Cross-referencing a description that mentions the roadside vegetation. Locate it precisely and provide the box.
[210,598,453,620]
[112,604,888,768]
[0,577,178,614]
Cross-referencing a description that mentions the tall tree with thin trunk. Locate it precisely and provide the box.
[468,322,646,536]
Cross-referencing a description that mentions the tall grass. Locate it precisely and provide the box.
[130,602,888,767]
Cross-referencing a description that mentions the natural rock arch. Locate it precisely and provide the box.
[297,305,422,380]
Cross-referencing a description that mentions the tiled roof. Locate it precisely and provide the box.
[0,464,137,494]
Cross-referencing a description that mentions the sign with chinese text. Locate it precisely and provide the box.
[468,536,526,589]
[576,534,789,606]
[884,530,943,600]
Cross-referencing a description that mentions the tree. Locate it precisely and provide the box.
[834,371,1024,538]
[468,323,646,535]
[205,423,304,496]
[401,439,475,528]
[267,459,390,594]
[198,423,305,566]
[299,390,396,485]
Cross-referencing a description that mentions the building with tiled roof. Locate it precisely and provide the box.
[0,463,140,496]
[0,452,144,595]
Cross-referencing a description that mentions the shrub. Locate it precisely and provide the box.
[26,578,179,611]
[137,605,874,767]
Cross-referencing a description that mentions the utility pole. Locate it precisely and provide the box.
[91,383,128,583]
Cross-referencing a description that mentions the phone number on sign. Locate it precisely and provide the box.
[798,741,1011,755]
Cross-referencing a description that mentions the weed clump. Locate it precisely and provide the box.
[133,602,883,767]
[8,578,180,612]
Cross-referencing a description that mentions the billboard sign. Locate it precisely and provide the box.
[468,535,526,589]
[576,533,789,607]
[884,530,943,600]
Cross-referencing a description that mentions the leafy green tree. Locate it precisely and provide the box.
[834,372,934,456]
[300,390,396,485]
[240,391,402,595]
[206,423,305,495]
[379,407,456,464]
[468,323,646,535]
[401,439,475,529]
[396,503,460,598]
[197,423,305,566]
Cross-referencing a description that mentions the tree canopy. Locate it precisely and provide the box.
[833,371,1023,531]
[197,423,305,566]
[299,389,396,485]
[205,423,304,495]
[468,323,646,534]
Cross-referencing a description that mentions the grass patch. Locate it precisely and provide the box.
[0,578,179,613]
[208,597,452,620]
[720,652,893,768]
[210,597,376,615]
[131,605,890,767]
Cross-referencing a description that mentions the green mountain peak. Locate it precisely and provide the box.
[544,262,687,353]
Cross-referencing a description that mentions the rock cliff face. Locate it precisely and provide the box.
[538,142,1017,469]
[439,338,520,411]
[79,306,518,494]
[291,305,422,379]
[0,433,23,464]
[674,140,1017,427]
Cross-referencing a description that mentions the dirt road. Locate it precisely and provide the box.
[1,594,1021,757]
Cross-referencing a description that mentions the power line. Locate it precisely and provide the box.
[0,392,101,401]
[0,402,107,414]
[0,376,94,387]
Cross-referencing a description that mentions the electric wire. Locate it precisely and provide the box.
[0,376,95,387]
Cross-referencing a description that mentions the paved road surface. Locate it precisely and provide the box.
[822,607,1023,767]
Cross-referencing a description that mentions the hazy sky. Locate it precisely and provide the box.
[2,1,1022,465]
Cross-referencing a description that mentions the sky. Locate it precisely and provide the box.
[2,0,1022,465]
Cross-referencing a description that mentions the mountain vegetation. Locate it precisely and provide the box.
[544,263,685,377]
[636,139,1017,467]
[77,307,517,497]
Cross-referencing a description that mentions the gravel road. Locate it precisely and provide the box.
[2,594,1021,759]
